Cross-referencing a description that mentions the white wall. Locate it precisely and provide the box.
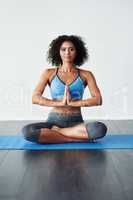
[0,0,132,120]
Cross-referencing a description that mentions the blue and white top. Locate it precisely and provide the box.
[49,67,86,100]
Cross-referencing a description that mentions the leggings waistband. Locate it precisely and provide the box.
[48,111,82,116]
[46,111,84,128]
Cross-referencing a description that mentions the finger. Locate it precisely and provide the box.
[66,85,69,91]
[64,85,67,91]
[66,93,69,103]
[65,85,67,89]
[67,88,70,95]
[64,87,67,94]
[64,86,69,95]
[67,90,70,100]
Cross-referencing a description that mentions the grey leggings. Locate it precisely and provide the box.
[22,112,107,143]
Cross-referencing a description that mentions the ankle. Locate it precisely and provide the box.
[51,125,61,132]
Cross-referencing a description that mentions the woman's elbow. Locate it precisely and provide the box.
[32,95,37,104]
[32,94,40,104]
[96,96,103,106]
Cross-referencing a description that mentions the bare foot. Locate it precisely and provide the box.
[51,125,61,132]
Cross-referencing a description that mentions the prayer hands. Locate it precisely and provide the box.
[62,85,71,106]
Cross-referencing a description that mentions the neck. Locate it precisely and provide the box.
[59,63,75,72]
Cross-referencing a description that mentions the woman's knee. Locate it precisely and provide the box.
[96,122,108,138]
[85,121,108,139]
[21,124,41,143]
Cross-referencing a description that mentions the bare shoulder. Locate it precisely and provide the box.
[40,66,57,77]
[46,66,57,73]
[40,66,58,85]
[78,67,96,81]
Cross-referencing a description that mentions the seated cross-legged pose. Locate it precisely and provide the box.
[22,35,107,144]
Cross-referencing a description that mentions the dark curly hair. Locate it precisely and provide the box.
[46,35,89,67]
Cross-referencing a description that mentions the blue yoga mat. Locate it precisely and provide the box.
[0,134,133,150]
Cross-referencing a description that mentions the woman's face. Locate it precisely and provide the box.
[59,41,77,63]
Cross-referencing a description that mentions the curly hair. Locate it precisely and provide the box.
[46,35,89,67]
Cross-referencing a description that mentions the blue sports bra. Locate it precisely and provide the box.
[49,67,86,100]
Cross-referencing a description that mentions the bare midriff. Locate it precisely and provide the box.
[51,106,81,115]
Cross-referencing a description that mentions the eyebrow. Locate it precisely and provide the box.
[61,46,74,48]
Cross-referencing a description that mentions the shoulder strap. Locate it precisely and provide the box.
[49,68,58,86]
[56,67,59,75]
[77,68,80,76]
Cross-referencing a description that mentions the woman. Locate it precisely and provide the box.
[22,35,107,144]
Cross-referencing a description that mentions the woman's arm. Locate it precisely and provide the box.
[68,97,100,107]
[32,68,65,107]
[67,70,102,107]
[32,93,64,107]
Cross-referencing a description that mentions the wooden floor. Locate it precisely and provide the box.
[0,120,133,200]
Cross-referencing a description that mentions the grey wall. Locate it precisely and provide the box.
[0,0,132,120]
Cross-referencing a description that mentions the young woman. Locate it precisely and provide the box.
[22,35,107,144]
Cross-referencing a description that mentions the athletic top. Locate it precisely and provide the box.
[49,67,86,100]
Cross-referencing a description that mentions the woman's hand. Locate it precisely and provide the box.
[66,85,71,105]
[55,85,73,107]
[59,85,71,106]
[62,85,68,105]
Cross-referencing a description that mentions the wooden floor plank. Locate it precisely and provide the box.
[0,150,131,200]
[0,150,9,166]
[0,120,133,200]
[110,150,133,200]
[0,150,28,199]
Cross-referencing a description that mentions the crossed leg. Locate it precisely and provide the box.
[47,121,107,142]
[51,123,88,139]
[22,121,107,144]
[38,123,89,143]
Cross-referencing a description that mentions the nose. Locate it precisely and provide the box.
[65,51,69,55]
[64,49,70,54]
